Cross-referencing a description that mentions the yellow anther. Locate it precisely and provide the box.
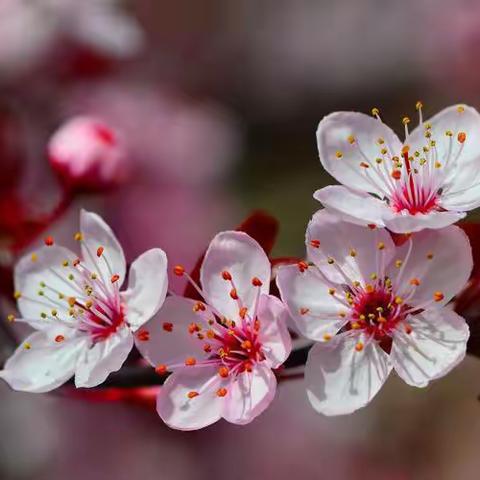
[365,284,374,293]
[355,342,364,352]
[351,322,361,329]
[445,130,453,137]
[424,131,432,138]
[434,161,442,169]
[74,232,83,241]
[40,312,47,319]
[68,274,74,280]
[415,100,423,110]
[39,281,46,288]
[323,334,332,342]
[7,314,15,322]
[370,273,378,280]
[430,140,436,147]
[328,288,336,295]
[51,309,57,316]
[339,311,347,318]
[23,342,31,350]
[31,253,38,262]
[335,150,343,159]
[347,135,356,144]
[424,122,432,130]
[85,300,93,309]
[376,307,384,313]
[327,257,335,265]
[395,260,403,268]
[349,249,357,257]
[353,280,361,287]
[427,252,434,260]
[371,107,380,116]
[90,273,97,280]
[38,290,44,296]
[457,105,465,113]
[375,158,383,164]
[62,260,69,267]
[394,296,404,305]
[13,291,21,300]
[402,116,411,125]
[377,242,385,250]
[58,293,64,300]
[377,316,387,323]
[359,314,366,321]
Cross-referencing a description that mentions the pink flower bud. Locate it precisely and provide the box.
[48,116,126,191]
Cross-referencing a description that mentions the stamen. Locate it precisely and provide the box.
[173,265,185,276]
[163,322,173,332]
[44,236,54,246]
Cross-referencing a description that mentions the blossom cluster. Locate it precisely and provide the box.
[1,103,478,430]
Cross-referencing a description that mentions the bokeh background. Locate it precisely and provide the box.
[1,1,480,479]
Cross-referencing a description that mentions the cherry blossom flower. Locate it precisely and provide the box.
[315,104,480,233]
[48,116,126,191]
[0,210,167,392]
[136,231,292,430]
[277,210,472,415]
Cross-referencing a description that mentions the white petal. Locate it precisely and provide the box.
[80,209,126,290]
[121,248,168,332]
[317,111,402,196]
[390,309,469,387]
[408,104,480,170]
[134,296,215,368]
[314,185,393,227]
[74,326,133,388]
[306,209,395,285]
[440,173,480,211]
[0,329,87,393]
[222,364,277,425]
[276,264,347,342]
[384,210,466,234]
[255,294,292,368]
[387,225,472,306]
[200,231,271,320]
[305,334,392,416]
[14,245,80,323]
[156,366,223,430]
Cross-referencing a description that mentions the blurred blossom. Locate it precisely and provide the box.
[0,0,144,80]
[63,82,242,186]
[48,116,127,191]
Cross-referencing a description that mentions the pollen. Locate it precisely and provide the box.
[297,261,309,272]
[395,260,403,268]
[323,334,332,341]
[203,344,212,353]
[241,340,252,350]
[173,265,185,276]
[44,236,54,246]
[402,116,410,125]
[375,158,383,164]
[328,288,336,295]
[410,278,421,286]
[7,314,15,322]
[239,306,248,319]
[377,137,385,145]
[85,300,93,309]
[351,322,360,329]
[415,100,423,110]
[230,288,238,300]
[426,252,434,260]
[62,260,69,267]
[327,257,335,265]
[335,151,343,159]
[74,232,83,241]
[445,130,453,137]
[137,330,150,341]
[217,388,228,397]
[370,273,377,280]
[310,239,321,248]
[111,274,120,283]
[457,105,465,113]
[252,277,263,287]
[187,391,199,399]
[433,291,444,302]
[96,246,104,257]
[188,322,200,334]
[55,335,65,343]
[377,242,385,250]
[222,271,232,281]
[13,291,21,300]
[218,366,229,378]
[300,307,310,315]
[365,284,374,293]
[349,249,357,257]
[434,161,442,169]
[163,322,173,332]
[391,169,401,180]
[458,132,467,144]
[394,296,404,305]
[155,364,167,375]
[371,107,380,116]
[185,357,197,366]
[193,302,206,312]
[51,309,58,316]
[355,342,364,352]
[31,253,38,262]
[347,135,356,144]
[23,342,31,350]
[360,162,370,169]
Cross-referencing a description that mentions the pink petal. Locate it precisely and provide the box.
[390,309,469,387]
[200,231,270,320]
[255,294,292,368]
[222,363,277,425]
[384,210,466,234]
[157,366,223,430]
[277,264,347,342]
[317,111,402,197]
[121,248,168,332]
[305,334,392,416]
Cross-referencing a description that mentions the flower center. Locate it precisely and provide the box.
[350,284,407,341]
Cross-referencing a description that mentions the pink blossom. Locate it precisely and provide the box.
[0,210,167,392]
[48,116,126,190]
[277,210,472,415]
[315,104,480,233]
[136,231,292,430]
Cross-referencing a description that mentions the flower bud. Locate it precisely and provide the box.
[47,116,126,191]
